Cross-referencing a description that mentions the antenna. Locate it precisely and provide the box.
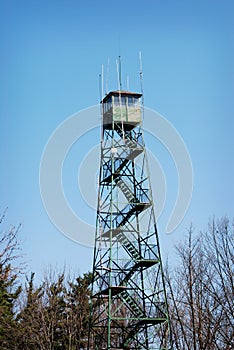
[127,75,130,91]
[139,51,144,116]
[116,58,125,141]
[139,51,144,95]
[116,58,120,91]
[118,55,122,90]
[106,58,110,94]
[99,73,102,102]
[99,65,104,142]
[101,64,104,101]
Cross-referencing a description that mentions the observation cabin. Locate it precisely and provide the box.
[101,90,142,131]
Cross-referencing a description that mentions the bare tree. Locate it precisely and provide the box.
[203,218,234,349]
[0,208,23,276]
[166,218,234,350]
[0,209,23,349]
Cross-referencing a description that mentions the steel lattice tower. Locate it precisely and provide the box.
[88,90,172,350]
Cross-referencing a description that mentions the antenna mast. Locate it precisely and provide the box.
[139,51,144,110]
[106,58,110,94]
[118,55,122,90]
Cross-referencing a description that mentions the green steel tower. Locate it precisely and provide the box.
[88,90,172,350]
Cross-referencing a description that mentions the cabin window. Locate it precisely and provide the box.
[128,96,140,107]
[114,95,127,105]
[128,96,133,106]
[114,95,119,104]
[133,97,140,106]
[107,94,140,109]
[121,96,127,105]
[103,96,112,113]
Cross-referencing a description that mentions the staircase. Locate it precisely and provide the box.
[102,131,143,184]
[116,178,134,203]
[99,129,154,323]
[102,158,128,183]
[116,231,141,260]
[120,290,145,318]
[122,138,143,160]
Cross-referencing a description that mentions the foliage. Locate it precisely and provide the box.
[17,271,92,350]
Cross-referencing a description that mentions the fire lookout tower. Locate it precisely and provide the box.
[88,89,172,349]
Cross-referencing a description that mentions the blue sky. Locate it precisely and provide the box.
[1,0,234,281]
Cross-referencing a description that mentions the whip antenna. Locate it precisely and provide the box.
[127,75,130,91]
[118,55,122,90]
[139,51,144,117]
[139,51,144,96]
[106,58,110,94]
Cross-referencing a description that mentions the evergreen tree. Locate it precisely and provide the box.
[17,272,44,349]
[0,264,21,349]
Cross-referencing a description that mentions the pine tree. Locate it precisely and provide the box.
[0,264,21,349]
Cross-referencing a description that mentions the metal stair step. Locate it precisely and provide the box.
[120,291,144,318]
[117,233,141,260]
[116,179,135,202]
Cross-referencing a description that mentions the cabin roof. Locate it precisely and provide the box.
[101,90,142,103]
